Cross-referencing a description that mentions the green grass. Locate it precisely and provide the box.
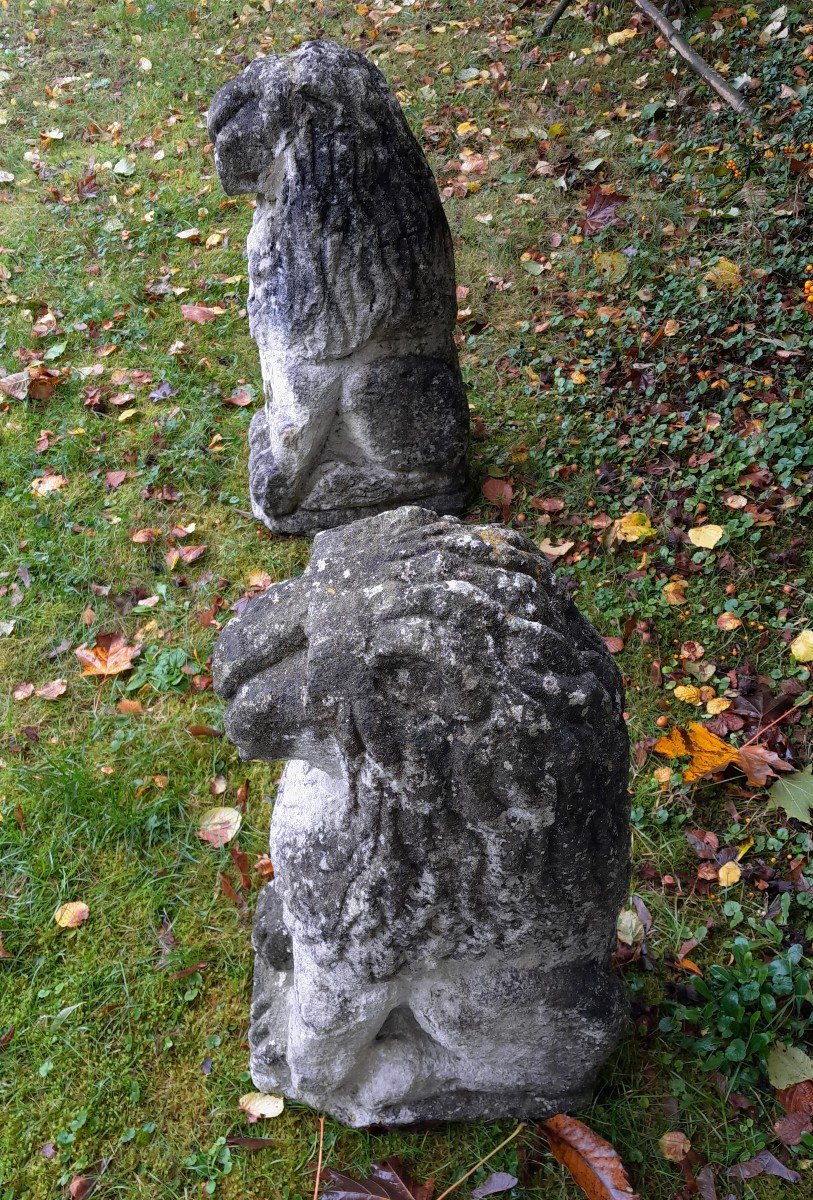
[1,0,812,1197]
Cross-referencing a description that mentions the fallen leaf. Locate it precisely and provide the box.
[614,512,654,543]
[542,1114,638,1199]
[717,861,741,888]
[616,909,645,946]
[539,538,575,559]
[197,806,242,848]
[728,1149,799,1183]
[603,637,624,654]
[31,472,67,496]
[75,633,141,677]
[117,698,144,715]
[593,250,629,283]
[659,1132,691,1162]
[131,528,162,544]
[663,580,688,605]
[69,1176,97,1200]
[716,612,742,631]
[736,744,793,787]
[654,723,738,782]
[790,630,813,662]
[579,185,628,236]
[471,1173,518,1199]
[766,768,813,825]
[54,901,89,928]
[35,679,67,700]
[777,1081,813,1116]
[705,258,743,293]
[773,1111,813,1147]
[12,682,34,701]
[323,1157,435,1200]
[688,525,724,549]
[181,304,225,324]
[0,371,30,400]
[238,1092,284,1122]
[767,1044,813,1090]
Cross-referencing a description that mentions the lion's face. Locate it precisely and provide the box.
[207,57,292,195]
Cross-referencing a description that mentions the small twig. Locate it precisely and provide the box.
[434,1123,525,1200]
[740,694,812,750]
[539,0,575,36]
[312,1114,325,1200]
[633,0,756,123]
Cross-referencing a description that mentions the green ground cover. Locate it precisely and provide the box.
[1,0,812,1196]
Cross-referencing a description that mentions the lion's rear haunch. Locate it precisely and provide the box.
[215,507,630,979]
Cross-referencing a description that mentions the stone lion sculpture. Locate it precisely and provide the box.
[214,506,630,1126]
[207,42,469,535]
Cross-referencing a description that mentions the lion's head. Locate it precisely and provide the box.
[208,41,457,359]
[214,507,629,977]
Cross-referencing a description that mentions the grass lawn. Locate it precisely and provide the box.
[1,0,812,1196]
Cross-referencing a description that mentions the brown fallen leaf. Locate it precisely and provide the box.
[12,682,34,701]
[579,184,628,236]
[31,472,68,496]
[736,743,794,787]
[0,935,11,960]
[224,387,255,407]
[181,303,225,324]
[117,697,144,715]
[36,679,67,700]
[603,637,624,655]
[75,633,141,677]
[105,470,128,489]
[777,1081,813,1116]
[69,1176,97,1200]
[187,724,221,737]
[542,1113,638,1199]
[773,1110,813,1147]
[0,371,30,400]
[659,1131,691,1163]
[131,527,162,544]
[654,724,738,782]
[322,1157,435,1200]
[0,1025,14,1048]
[54,901,90,928]
[165,543,207,569]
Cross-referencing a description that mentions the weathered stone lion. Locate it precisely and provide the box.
[208,42,469,535]
[214,506,630,1126]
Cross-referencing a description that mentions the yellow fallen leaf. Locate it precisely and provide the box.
[570,369,588,385]
[615,511,655,543]
[238,1092,284,1121]
[593,249,629,283]
[607,26,637,45]
[706,258,743,292]
[31,473,67,496]
[663,579,688,605]
[660,1132,691,1163]
[688,524,724,549]
[706,697,731,715]
[674,685,702,706]
[54,901,89,928]
[654,722,739,782]
[790,630,813,663]
[716,612,742,631]
[718,861,742,887]
[456,121,478,136]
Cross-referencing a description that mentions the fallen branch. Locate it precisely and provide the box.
[632,0,756,122]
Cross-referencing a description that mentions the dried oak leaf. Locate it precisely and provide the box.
[75,633,141,677]
[542,1114,638,1199]
[323,1157,435,1200]
[579,184,628,236]
[654,724,738,782]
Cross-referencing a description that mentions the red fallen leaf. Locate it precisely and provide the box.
[579,184,628,236]
[531,496,565,514]
[105,470,127,489]
[0,1026,15,1050]
[542,1114,638,1200]
[482,477,513,506]
[774,1110,813,1147]
[777,1081,813,1116]
[736,744,794,787]
[75,633,141,677]
[166,544,207,569]
[219,872,248,912]
[69,1175,97,1199]
[323,1157,435,1200]
[181,303,225,324]
[230,844,252,891]
[603,637,624,654]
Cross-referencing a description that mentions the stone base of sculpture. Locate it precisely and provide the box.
[213,506,630,1127]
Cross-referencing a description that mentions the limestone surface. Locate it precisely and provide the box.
[208,42,469,534]
[214,506,630,1127]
